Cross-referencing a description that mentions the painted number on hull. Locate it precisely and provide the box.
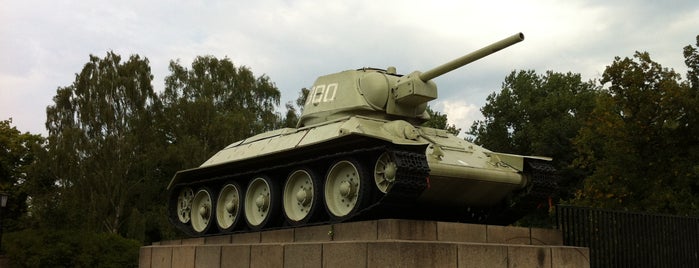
[307,83,338,105]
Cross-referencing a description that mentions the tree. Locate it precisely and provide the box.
[159,56,282,170]
[422,106,461,136]
[467,70,599,199]
[0,119,44,232]
[572,47,699,215]
[43,52,162,234]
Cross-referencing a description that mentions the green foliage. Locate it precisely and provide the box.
[572,47,699,215]
[43,52,163,235]
[467,70,599,200]
[0,119,45,232]
[3,229,140,268]
[422,106,461,136]
[160,56,281,168]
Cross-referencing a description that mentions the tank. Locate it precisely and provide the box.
[167,32,558,237]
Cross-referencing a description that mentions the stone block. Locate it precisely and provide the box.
[487,225,530,245]
[377,219,437,241]
[551,247,590,268]
[140,247,152,268]
[457,244,508,268]
[367,241,457,267]
[232,232,261,244]
[151,247,173,268]
[160,239,182,246]
[437,222,487,243]
[294,224,333,242]
[322,242,368,267]
[507,246,551,268]
[333,221,378,241]
[530,228,563,245]
[250,244,283,267]
[206,235,232,245]
[195,246,221,268]
[171,245,196,268]
[284,243,322,268]
[181,237,205,245]
[220,245,250,268]
[261,228,294,243]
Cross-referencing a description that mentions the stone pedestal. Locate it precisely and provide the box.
[140,219,589,268]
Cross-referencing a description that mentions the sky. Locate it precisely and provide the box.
[2,0,698,137]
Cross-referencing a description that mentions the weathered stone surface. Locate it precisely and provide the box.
[377,219,437,241]
[457,243,508,268]
[231,232,260,243]
[140,247,152,268]
[250,244,283,267]
[507,246,551,268]
[260,228,294,243]
[333,220,378,241]
[323,242,367,267]
[206,235,232,245]
[171,245,196,268]
[181,237,205,245]
[530,228,563,245]
[367,241,457,267]
[551,247,590,268]
[220,245,250,268]
[284,243,323,268]
[195,246,221,268]
[487,225,531,245]
[151,247,173,268]
[437,222,487,243]
[294,224,333,242]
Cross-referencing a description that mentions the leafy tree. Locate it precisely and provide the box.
[467,70,599,199]
[0,119,44,232]
[43,52,162,235]
[573,45,699,215]
[422,106,461,136]
[280,88,309,128]
[159,56,281,171]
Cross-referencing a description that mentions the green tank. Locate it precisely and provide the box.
[167,33,557,236]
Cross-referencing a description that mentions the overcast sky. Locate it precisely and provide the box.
[2,0,698,137]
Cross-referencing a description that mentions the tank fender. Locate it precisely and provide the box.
[486,152,552,171]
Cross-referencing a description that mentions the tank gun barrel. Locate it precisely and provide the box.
[418,33,524,82]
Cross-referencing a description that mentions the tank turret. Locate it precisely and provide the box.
[298,33,524,127]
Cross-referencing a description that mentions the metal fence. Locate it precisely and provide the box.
[556,205,699,268]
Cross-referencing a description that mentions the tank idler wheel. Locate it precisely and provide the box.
[216,182,243,232]
[191,187,214,234]
[374,152,397,193]
[283,169,320,225]
[324,158,368,220]
[244,176,279,230]
[176,187,194,224]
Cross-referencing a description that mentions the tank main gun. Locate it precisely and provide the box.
[418,33,524,82]
[390,32,524,117]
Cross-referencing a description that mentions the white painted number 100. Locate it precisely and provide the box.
[307,83,338,105]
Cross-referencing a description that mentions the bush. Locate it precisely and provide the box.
[3,229,141,268]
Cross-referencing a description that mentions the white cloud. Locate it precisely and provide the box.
[435,100,482,138]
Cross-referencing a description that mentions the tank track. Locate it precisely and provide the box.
[485,159,559,225]
[168,144,558,236]
[167,143,431,236]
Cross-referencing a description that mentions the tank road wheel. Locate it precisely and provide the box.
[244,176,280,230]
[216,182,243,232]
[374,152,397,193]
[176,187,194,224]
[190,187,214,234]
[324,159,368,220]
[283,169,321,225]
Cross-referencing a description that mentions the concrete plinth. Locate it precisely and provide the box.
[140,219,589,268]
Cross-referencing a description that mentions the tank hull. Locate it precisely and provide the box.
[167,116,556,236]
